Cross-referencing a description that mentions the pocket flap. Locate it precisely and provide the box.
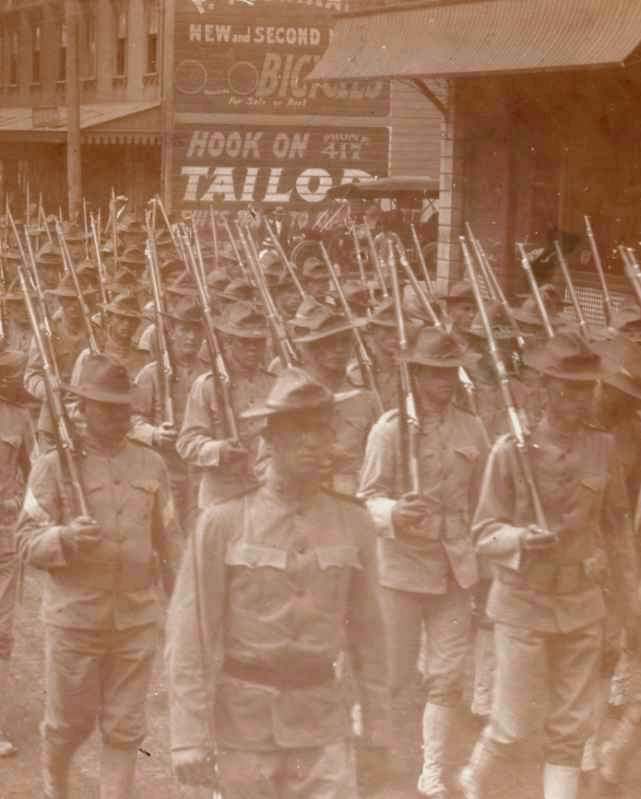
[315,545,362,571]
[581,475,605,493]
[225,542,287,570]
[131,479,159,494]
[454,446,480,463]
[0,434,20,450]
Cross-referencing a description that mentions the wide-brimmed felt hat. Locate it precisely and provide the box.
[258,249,280,270]
[402,327,481,368]
[65,353,136,404]
[302,256,326,281]
[213,301,268,339]
[165,270,198,297]
[154,231,174,248]
[120,220,148,240]
[220,278,256,303]
[206,268,229,292]
[439,280,474,304]
[512,296,547,328]
[612,302,641,334]
[162,302,204,326]
[36,242,64,267]
[47,271,99,298]
[105,267,142,295]
[290,296,366,344]
[517,283,571,308]
[595,337,641,400]
[368,298,397,328]
[62,222,88,243]
[2,278,34,303]
[523,331,605,381]
[159,257,184,275]
[241,366,358,420]
[119,246,147,269]
[102,292,142,319]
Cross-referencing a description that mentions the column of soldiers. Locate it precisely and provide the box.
[0,204,638,799]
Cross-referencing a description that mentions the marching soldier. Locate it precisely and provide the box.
[131,304,206,527]
[176,300,273,507]
[71,293,148,384]
[0,351,35,757]
[166,367,389,799]
[23,271,99,452]
[2,280,34,354]
[358,327,488,799]
[459,332,639,799]
[290,296,380,495]
[16,354,179,799]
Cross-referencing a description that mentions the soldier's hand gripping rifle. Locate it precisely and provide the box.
[184,223,240,443]
[14,234,90,517]
[146,234,176,428]
[388,240,420,494]
[517,243,555,340]
[236,222,298,368]
[461,236,550,532]
[319,241,385,415]
[55,221,100,354]
[554,241,590,341]
[585,215,615,330]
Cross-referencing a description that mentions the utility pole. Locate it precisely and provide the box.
[65,0,82,220]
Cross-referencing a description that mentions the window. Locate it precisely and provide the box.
[8,29,18,86]
[84,6,96,77]
[32,23,41,83]
[115,4,127,77]
[146,0,159,74]
[58,22,67,82]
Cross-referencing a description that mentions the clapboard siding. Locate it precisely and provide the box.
[389,79,443,178]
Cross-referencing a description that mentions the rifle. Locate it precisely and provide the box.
[185,223,240,443]
[585,215,615,330]
[621,246,641,311]
[517,243,555,340]
[319,241,384,415]
[55,222,100,354]
[264,217,306,302]
[90,214,110,309]
[220,213,251,283]
[554,241,590,341]
[0,234,5,342]
[393,234,442,329]
[465,223,497,302]
[410,223,437,303]
[350,224,375,305]
[15,251,89,517]
[388,240,420,494]
[209,204,219,266]
[155,194,179,252]
[461,236,549,531]
[146,235,176,428]
[236,223,298,368]
[364,222,389,299]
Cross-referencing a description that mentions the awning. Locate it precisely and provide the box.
[310,0,641,82]
[0,102,160,143]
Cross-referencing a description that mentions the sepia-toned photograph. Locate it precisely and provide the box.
[1,0,641,797]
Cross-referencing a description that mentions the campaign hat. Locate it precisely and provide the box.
[290,296,366,344]
[118,246,147,269]
[241,366,358,420]
[439,280,474,304]
[101,292,142,319]
[599,337,641,401]
[213,301,268,339]
[162,302,204,326]
[47,271,99,298]
[402,326,481,368]
[523,331,605,381]
[65,353,135,404]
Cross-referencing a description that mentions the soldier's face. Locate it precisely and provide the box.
[307,276,329,301]
[229,335,266,371]
[59,295,83,329]
[303,332,353,376]
[108,313,139,346]
[448,301,476,332]
[170,321,202,360]
[369,325,399,361]
[83,399,131,443]
[545,378,595,427]
[413,365,459,408]
[268,409,335,482]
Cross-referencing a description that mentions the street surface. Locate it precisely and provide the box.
[3,572,641,798]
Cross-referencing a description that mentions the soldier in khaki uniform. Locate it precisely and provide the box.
[459,333,639,799]
[16,354,179,799]
[176,301,273,507]
[131,304,206,528]
[0,351,35,757]
[358,327,488,799]
[24,271,100,452]
[167,367,388,799]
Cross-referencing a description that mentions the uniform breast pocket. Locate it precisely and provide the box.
[127,480,158,526]
[225,542,289,611]
[310,546,363,615]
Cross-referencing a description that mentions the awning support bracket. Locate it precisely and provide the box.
[406,78,448,117]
